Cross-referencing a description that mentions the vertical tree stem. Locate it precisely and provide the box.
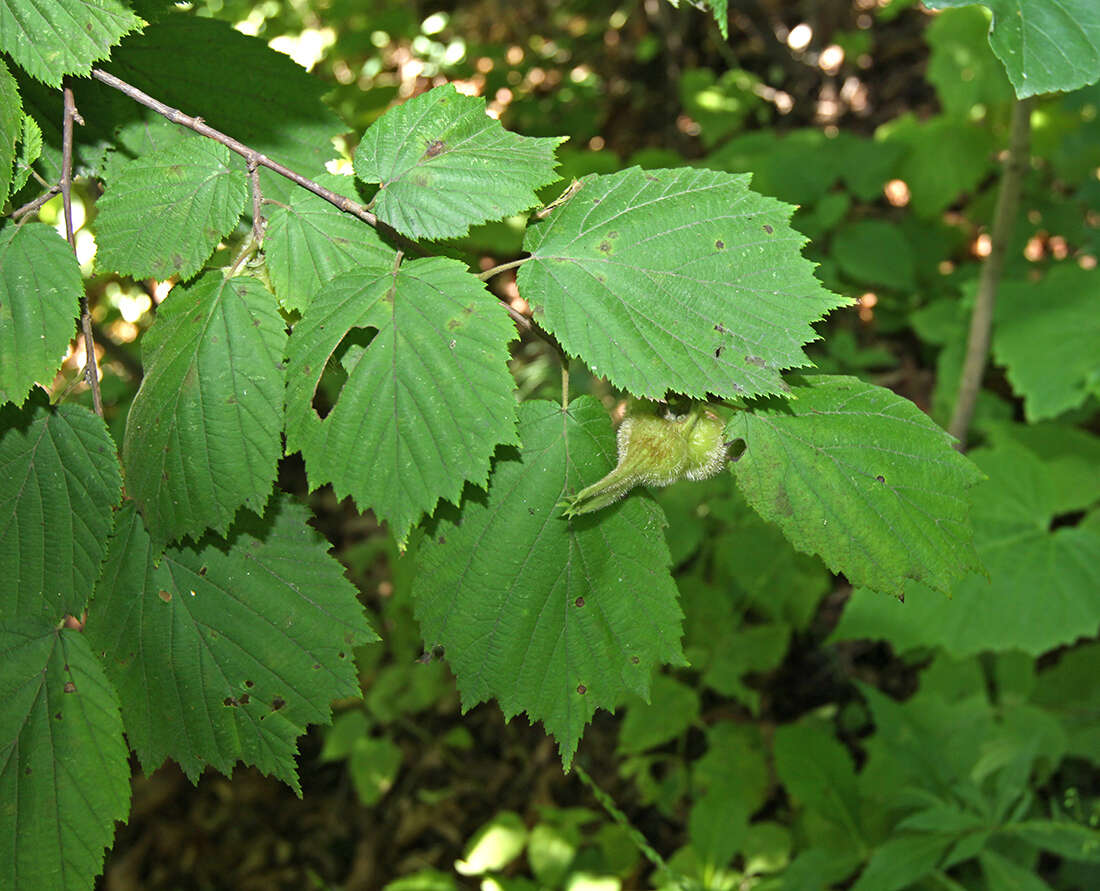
[947,97,1032,448]
[61,82,104,418]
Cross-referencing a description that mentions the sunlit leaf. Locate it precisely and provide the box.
[728,375,984,597]
[0,395,122,621]
[354,83,565,239]
[519,166,846,399]
[86,498,377,791]
[122,272,286,543]
[924,0,1100,98]
[0,0,142,87]
[95,135,247,280]
[284,257,517,545]
[0,617,130,891]
[413,398,686,766]
[0,222,81,406]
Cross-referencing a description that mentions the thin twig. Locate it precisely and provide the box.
[948,97,1032,448]
[62,82,103,417]
[90,67,380,229]
[248,158,265,243]
[11,184,61,220]
[478,257,530,281]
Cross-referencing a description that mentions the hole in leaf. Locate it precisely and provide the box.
[1051,509,1085,531]
[312,326,377,419]
[575,597,585,607]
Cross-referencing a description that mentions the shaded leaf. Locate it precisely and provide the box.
[99,15,345,201]
[0,222,81,405]
[924,0,1100,98]
[10,112,41,196]
[122,273,286,543]
[354,83,564,239]
[993,265,1100,421]
[617,675,700,755]
[0,0,142,87]
[0,395,122,621]
[519,166,846,399]
[284,257,517,545]
[0,617,130,891]
[850,835,953,891]
[728,375,984,597]
[86,497,377,792]
[263,173,396,312]
[832,442,1100,655]
[95,135,247,280]
[412,398,686,765]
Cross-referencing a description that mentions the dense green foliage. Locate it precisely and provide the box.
[1,1,1099,889]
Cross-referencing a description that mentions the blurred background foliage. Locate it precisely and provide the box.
[68,0,1100,888]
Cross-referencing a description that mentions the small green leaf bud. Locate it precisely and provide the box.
[560,405,727,518]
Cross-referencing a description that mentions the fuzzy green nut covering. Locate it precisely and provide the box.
[560,406,728,517]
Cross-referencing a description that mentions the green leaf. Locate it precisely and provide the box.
[926,6,1015,117]
[0,0,143,87]
[924,0,1100,98]
[86,497,377,792]
[993,265,1100,421]
[979,849,1054,891]
[702,622,790,713]
[412,398,686,766]
[284,257,518,545]
[1031,642,1100,760]
[774,721,862,833]
[617,674,700,755]
[0,617,130,891]
[727,375,984,598]
[831,442,1100,655]
[980,420,1100,514]
[879,113,994,218]
[1000,820,1100,862]
[95,135,248,280]
[831,220,917,291]
[100,15,345,200]
[850,835,953,891]
[0,222,81,406]
[11,112,42,196]
[263,173,396,312]
[354,83,565,240]
[122,273,286,543]
[519,166,846,399]
[0,396,122,621]
[0,58,18,201]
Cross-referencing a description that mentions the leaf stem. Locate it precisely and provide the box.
[62,82,103,417]
[89,67,381,230]
[947,96,1032,449]
[477,256,530,281]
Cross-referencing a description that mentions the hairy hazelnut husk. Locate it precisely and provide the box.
[560,405,728,518]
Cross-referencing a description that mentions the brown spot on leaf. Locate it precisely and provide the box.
[715,239,725,249]
[577,684,587,694]
[876,474,885,483]
[631,656,640,664]
[63,682,76,693]
[763,224,774,234]
[745,355,766,367]
[271,696,286,711]
[575,597,585,607]
[425,139,446,157]
[158,589,172,603]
